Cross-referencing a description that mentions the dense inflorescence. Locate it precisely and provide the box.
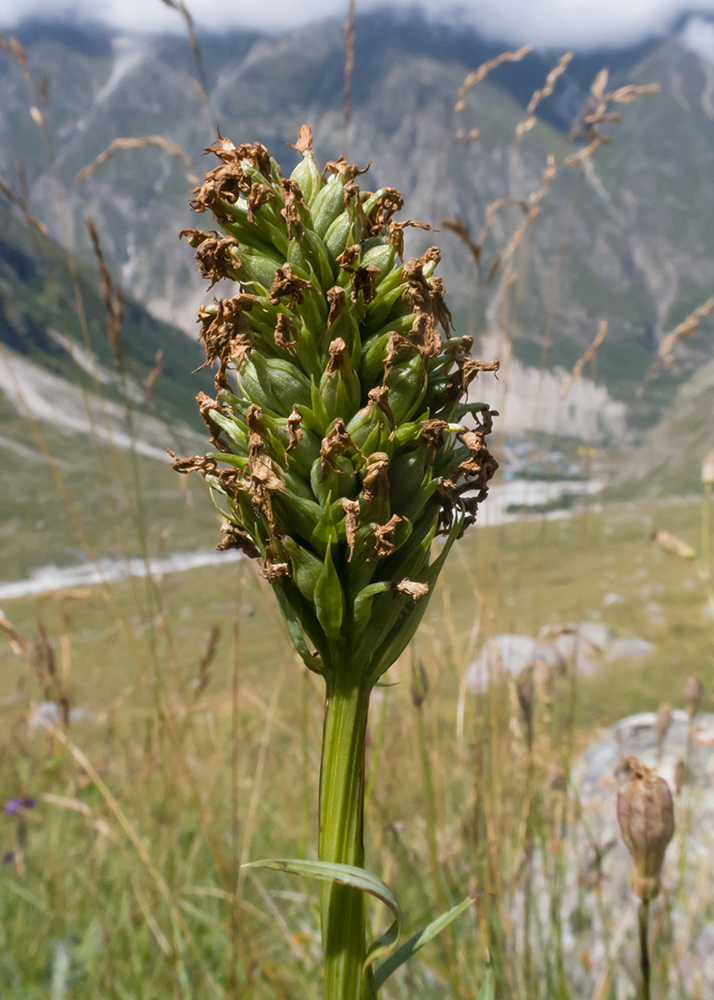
[173,125,499,682]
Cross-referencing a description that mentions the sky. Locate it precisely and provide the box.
[0,0,713,49]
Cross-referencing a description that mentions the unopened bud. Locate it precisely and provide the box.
[656,703,672,744]
[684,675,704,719]
[410,660,428,709]
[616,757,675,900]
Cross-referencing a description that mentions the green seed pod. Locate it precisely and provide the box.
[289,128,323,206]
[324,210,355,261]
[240,353,312,416]
[312,176,346,238]
[386,353,427,424]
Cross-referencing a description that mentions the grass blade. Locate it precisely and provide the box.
[372,895,475,991]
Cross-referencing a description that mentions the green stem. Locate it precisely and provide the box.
[319,669,375,1000]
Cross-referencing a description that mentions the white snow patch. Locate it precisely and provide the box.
[680,17,714,67]
[475,331,626,442]
[0,549,243,601]
[94,35,150,106]
[0,350,201,462]
[47,329,113,384]
[0,433,72,469]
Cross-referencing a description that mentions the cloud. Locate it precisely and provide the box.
[0,0,713,49]
[680,15,714,63]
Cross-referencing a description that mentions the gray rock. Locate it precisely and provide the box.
[29,701,96,732]
[464,634,557,692]
[464,621,650,691]
[605,637,655,663]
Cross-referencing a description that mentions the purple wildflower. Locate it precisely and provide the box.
[4,797,36,816]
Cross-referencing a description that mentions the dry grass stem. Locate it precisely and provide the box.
[658,297,714,365]
[75,136,192,183]
[566,69,659,166]
[561,321,608,396]
[344,0,356,130]
[500,155,558,271]
[86,218,124,367]
[454,44,534,111]
[517,52,573,137]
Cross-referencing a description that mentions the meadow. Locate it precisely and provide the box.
[1,477,712,997]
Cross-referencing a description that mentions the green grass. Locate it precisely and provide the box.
[1,488,712,998]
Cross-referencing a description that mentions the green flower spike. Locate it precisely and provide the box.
[173,124,499,999]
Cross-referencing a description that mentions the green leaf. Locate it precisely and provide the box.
[477,969,495,1000]
[372,896,476,991]
[272,583,323,674]
[353,582,392,629]
[244,859,402,970]
[314,540,344,639]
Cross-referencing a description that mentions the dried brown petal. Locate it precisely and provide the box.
[396,579,429,600]
[286,405,303,454]
[371,514,402,559]
[409,312,440,359]
[361,452,390,507]
[382,333,414,381]
[269,265,313,307]
[320,419,356,472]
[327,286,346,327]
[420,419,449,453]
[351,265,381,306]
[280,178,306,238]
[216,520,260,559]
[196,295,254,376]
[324,156,371,194]
[388,219,432,259]
[246,403,265,460]
[286,124,313,154]
[196,392,228,447]
[429,276,454,335]
[263,558,290,579]
[448,356,500,398]
[273,312,296,353]
[342,498,361,561]
[180,229,241,287]
[367,385,395,429]
[365,187,404,234]
[336,244,361,273]
[189,161,248,217]
[325,338,349,375]
[166,450,217,476]
[246,182,276,224]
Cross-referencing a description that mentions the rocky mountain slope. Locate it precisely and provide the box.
[0,9,713,486]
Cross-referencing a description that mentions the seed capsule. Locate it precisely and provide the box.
[684,675,704,719]
[655,703,672,745]
[616,757,675,900]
